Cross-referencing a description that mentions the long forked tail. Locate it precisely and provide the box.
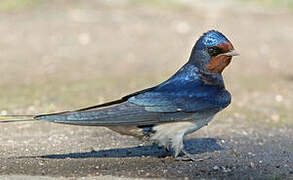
[0,115,36,123]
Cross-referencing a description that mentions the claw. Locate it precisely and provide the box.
[165,146,170,152]
[175,149,211,162]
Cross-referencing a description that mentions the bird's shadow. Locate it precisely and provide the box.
[21,138,221,159]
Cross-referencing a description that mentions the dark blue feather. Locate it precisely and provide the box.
[194,30,231,50]
[128,63,231,113]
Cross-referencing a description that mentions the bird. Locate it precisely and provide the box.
[0,30,239,161]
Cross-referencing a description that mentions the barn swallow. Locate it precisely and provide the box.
[1,30,239,161]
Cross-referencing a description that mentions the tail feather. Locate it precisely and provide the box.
[34,102,160,126]
[0,115,36,123]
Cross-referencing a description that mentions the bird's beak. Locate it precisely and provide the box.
[223,50,240,57]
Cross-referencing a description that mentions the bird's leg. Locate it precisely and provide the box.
[171,135,184,158]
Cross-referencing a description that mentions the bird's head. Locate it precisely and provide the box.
[189,30,239,74]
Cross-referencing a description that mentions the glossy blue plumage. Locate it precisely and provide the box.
[127,30,232,113]
[194,30,231,50]
[36,30,234,127]
[128,63,231,113]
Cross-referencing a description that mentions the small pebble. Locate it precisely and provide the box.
[242,131,248,136]
[213,165,219,170]
[221,166,231,173]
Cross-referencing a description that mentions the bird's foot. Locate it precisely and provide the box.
[175,149,211,162]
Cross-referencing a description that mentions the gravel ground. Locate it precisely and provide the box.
[0,0,292,179]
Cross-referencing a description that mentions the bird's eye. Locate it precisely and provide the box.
[207,47,223,56]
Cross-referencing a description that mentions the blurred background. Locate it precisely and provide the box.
[0,0,292,127]
[0,0,292,179]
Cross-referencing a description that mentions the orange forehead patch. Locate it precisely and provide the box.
[216,42,234,53]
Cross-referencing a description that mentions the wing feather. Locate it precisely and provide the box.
[35,102,194,126]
